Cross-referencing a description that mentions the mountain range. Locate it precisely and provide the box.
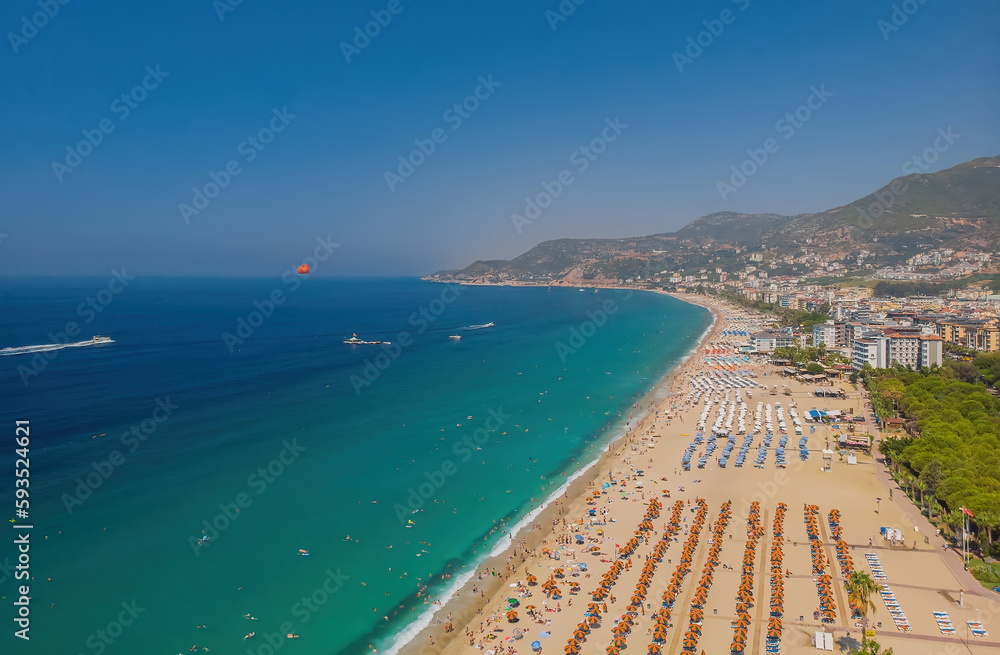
[429,156,1000,285]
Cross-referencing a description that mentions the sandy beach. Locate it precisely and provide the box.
[395,292,1000,655]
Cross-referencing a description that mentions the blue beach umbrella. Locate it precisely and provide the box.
[532,641,542,651]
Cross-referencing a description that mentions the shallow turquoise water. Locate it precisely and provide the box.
[0,277,711,654]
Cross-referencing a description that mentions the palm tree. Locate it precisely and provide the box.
[846,570,881,644]
[944,509,965,541]
[898,472,914,499]
[978,511,1000,556]
[858,638,894,655]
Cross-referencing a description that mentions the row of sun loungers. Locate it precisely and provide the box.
[864,552,888,582]
[865,553,911,632]
[933,611,956,635]
[879,585,910,632]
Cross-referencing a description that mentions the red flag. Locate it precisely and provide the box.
[962,506,974,518]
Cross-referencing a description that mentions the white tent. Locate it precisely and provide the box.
[814,632,834,650]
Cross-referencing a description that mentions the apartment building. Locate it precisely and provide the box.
[884,330,943,369]
[852,331,942,370]
[852,336,888,370]
[750,330,797,352]
[936,318,1000,352]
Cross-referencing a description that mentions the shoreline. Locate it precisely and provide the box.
[399,285,1000,655]
[388,290,725,655]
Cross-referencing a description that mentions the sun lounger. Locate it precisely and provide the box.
[933,611,954,634]
[967,621,988,637]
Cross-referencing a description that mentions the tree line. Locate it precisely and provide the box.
[867,364,1000,569]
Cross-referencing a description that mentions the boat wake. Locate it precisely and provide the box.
[0,338,115,357]
[460,322,494,331]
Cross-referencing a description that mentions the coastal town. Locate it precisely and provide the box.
[664,245,1000,368]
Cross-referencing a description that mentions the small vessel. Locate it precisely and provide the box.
[449,335,461,340]
[343,333,389,345]
[466,322,494,330]
[90,335,112,343]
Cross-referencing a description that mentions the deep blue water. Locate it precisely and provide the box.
[0,277,711,655]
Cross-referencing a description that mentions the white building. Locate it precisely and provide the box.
[884,331,942,370]
[751,330,796,352]
[853,331,943,371]
[852,336,888,370]
[813,322,838,348]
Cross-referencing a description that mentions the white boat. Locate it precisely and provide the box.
[343,333,389,345]
[448,335,461,340]
[90,336,112,343]
[466,322,494,330]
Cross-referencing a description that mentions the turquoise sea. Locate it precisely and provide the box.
[0,277,711,654]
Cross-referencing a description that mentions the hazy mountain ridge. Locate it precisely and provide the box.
[430,157,1000,284]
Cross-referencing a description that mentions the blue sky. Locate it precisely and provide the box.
[1,0,998,276]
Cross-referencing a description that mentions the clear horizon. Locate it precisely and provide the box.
[2,1,998,277]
